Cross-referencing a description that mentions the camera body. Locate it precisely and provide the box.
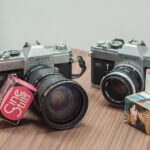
[0,42,72,87]
[90,39,150,106]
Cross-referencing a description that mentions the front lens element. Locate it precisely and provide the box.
[45,85,82,123]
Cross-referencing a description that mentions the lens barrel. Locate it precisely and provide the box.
[101,65,144,107]
[25,65,88,130]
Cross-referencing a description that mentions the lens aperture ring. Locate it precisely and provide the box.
[25,65,48,80]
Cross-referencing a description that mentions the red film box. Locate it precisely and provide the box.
[0,75,37,125]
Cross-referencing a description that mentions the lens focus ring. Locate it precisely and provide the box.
[101,65,143,107]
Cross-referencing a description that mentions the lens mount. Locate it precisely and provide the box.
[101,65,143,107]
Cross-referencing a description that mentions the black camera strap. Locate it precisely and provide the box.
[71,56,86,79]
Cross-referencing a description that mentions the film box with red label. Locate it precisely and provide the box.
[125,69,150,135]
[0,75,37,125]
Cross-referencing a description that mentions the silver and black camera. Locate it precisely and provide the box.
[0,41,86,85]
[0,42,88,130]
[90,39,150,107]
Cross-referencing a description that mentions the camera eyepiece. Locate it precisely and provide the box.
[101,65,144,107]
[25,65,88,130]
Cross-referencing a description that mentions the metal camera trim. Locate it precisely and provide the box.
[115,63,145,90]
[100,71,136,94]
[101,74,132,105]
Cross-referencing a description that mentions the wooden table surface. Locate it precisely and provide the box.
[0,50,150,150]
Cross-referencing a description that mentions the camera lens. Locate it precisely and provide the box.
[101,65,144,107]
[25,65,88,130]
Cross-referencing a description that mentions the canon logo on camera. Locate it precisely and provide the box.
[0,86,34,121]
[29,57,50,63]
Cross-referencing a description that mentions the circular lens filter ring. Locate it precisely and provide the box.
[101,73,134,107]
[40,80,88,130]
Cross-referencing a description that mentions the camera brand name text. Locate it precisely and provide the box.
[29,57,50,63]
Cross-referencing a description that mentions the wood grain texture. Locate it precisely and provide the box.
[0,50,150,150]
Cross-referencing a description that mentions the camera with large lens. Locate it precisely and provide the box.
[0,41,88,129]
[0,41,86,87]
[90,39,150,107]
[25,65,88,129]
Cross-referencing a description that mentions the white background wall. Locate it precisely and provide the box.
[0,0,150,51]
